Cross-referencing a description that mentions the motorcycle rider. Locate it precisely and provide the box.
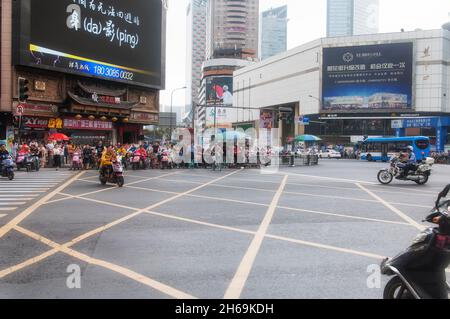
[399,146,417,178]
[0,143,10,172]
[100,146,116,178]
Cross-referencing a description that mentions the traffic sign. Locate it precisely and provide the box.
[16,104,24,116]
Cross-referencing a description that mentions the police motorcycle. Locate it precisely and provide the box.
[380,185,450,299]
[377,154,434,185]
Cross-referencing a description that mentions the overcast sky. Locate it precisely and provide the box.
[161,0,450,109]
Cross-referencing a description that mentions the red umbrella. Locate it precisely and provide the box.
[48,133,70,141]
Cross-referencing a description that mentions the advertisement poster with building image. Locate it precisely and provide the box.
[322,43,413,111]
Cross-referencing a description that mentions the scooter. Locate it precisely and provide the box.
[71,152,82,171]
[99,156,124,187]
[28,152,40,172]
[380,185,450,299]
[377,156,434,185]
[0,156,15,180]
[16,152,29,171]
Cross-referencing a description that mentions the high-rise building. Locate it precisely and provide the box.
[186,0,208,115]
[260,5,288,60]
[327,0,379,37]
[206,0,259,60]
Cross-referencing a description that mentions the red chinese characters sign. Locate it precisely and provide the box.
[63,118,113,131]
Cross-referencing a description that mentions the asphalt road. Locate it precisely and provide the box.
[0,160,449,299]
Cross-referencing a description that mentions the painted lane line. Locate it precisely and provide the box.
[265,234,385,260]
[0,208,17,211]
[278,206,412,227]
[0,214,6,219]
[66,170,241,248]
[224,175,289,299]
[0,171,242,281]
[124,185,415,227]
[0,171,85,239]
[356,183,425,231]
[12,226,195,299]
[0,202,26,206]
[0,198,34,201]
[280,172,378,185]
[44,172,181,205]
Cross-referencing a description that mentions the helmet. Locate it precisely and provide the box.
[407,146,414,151]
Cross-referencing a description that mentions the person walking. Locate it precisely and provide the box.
[39,143,48,168]
[53,143,63,170]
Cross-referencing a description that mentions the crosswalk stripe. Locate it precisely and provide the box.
[0,191,45,193]
[0,171,74,213]
[0,195,38,197]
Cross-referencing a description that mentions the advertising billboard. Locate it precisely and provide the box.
[322,43,413,111]
[14,0,166,89]
[206,76,234,107]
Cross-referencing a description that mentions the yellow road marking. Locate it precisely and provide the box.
[0,171,241,280]
[356,183,425,231]
[224,175,288,299]
[0,172,84,239]
[45,172,180,205]
[13,226,195,299]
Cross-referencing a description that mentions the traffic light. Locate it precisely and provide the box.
[18,77,29,103]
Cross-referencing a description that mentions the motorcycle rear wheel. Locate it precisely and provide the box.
[383,276,414,299]
[377,170,393,185]
[415,174,429,185]
[117,176,124,188]
[99,175,107,185]
[8,171,14,181]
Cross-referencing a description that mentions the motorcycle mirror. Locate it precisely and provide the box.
[436,184,450,209]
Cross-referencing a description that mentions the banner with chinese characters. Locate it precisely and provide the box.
[322,43,413,111]
[63,118,113,131]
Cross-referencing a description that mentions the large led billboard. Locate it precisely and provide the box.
[14,0,166,89]
[206,76,234,107]
[322,43,413,111]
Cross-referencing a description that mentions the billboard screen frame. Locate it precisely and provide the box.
[13,0,166,90]
[321,42,415,113]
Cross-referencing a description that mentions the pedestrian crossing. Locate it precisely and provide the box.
[0,170,74,217]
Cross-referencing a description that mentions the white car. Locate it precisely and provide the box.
[319,149,342,159]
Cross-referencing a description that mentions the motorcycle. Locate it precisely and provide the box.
[99,156,124,187]
[28,152,40,172]
[377,156,434,185]
[381,185,450,299]
[0,156,15,180]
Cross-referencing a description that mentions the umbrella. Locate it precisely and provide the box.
[48,133,70,141]
[295,135,322,142]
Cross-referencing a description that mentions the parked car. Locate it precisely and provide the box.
[319,149,342,159]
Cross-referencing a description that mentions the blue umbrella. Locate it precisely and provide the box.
[295,135,322,142]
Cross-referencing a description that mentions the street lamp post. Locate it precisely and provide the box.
[170,86,187,141]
